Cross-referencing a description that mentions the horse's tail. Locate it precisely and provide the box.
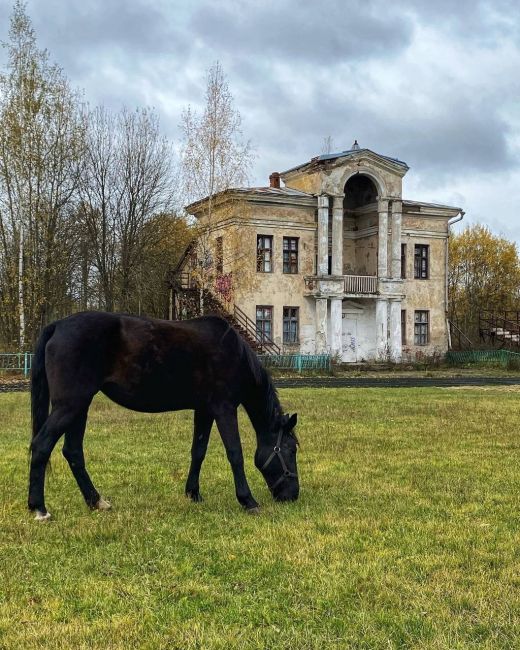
[31,323,56,442]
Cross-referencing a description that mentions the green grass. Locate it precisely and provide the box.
[1,387,520,649]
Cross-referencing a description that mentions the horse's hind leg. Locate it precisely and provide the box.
[28,406,76,519]
[185,408,213,502]
[62,409,109,511]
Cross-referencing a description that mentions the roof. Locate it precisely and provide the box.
[185,185,315,214]
[403,199,463,213]
[281,147,409,175]
[231,186,313,198]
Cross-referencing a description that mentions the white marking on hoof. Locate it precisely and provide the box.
[34,510,51,522]
[95,498,111,511]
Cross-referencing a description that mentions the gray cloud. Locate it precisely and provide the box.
[0,0,519,241]
[190,0,413,64]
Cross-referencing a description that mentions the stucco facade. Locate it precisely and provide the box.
[184,145,464,362]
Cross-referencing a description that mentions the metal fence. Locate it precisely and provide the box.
[259,354,332,373]
[446,349,520,366]
[0,352,33,377]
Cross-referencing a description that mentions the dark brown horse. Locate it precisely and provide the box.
[28,312,299,520]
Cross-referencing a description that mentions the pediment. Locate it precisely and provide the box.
[327,149,408,178]
[342,300,365,314]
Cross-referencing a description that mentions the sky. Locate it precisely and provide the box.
[1,0,519,243]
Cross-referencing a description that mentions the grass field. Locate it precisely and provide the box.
[1,387,520,649]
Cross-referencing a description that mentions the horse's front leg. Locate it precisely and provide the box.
[214,403,259,511]
[185,408,213,502]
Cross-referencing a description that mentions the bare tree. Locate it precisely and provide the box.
[80,106,177,312]
[179,61,254,309]
[321,136,335,155]
[0,1,84,347]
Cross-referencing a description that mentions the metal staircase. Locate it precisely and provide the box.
[172,272,281,355]
[448,320,473,350]
[479,310,520,348]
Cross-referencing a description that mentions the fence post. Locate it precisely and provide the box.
[24,352,29,378]
[297,355,302,374]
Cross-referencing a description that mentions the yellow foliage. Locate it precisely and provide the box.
[449,224,520,340]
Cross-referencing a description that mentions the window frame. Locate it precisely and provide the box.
[283,306,299,344]
[283,237,299,274]
[414,244,429,280]
[256,235,273,273]
[256,305,273,342]
[401,309,406,346]
[414,310,429,346]
[215,236,223,274]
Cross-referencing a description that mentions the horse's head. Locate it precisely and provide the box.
[255,413,299,502]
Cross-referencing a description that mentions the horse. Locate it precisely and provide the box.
[28,311,299,520]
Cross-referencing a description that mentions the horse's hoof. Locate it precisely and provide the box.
[246,506,261,515]
[95,498,112,511]
[34,510,51,522]
[186,490,203,503]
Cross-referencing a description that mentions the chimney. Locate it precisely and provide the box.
[269,172,280,188]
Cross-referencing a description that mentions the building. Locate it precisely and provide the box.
[178,143,464,362]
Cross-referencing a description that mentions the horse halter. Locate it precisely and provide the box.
[261,428,298,492]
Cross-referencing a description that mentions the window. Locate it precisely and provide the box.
[215,236,223,274]
[401,244,407,279]
[283,307,299,344]
[414,244,429,279]
[257,235,273,272]
[401,310,406,346]
[283,237,299,274]
[256,306,273,342]
[414,310,429,345]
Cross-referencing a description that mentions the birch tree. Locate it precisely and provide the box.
[179,61,254,308]
[0,1,84,347]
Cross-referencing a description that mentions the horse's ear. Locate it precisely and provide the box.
[286,413,297,431]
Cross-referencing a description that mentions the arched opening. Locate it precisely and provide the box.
[342,174,379,276]
[343,174,378,210]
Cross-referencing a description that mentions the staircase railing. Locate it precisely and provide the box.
[448,320,473,350]
[479,310,520,346]
[232,304,281,356]
[172,270,282,355]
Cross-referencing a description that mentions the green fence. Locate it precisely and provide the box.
[0,353,33,377]
[446,349,520,367]
[259,354,331,373]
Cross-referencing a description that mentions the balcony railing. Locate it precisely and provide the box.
[344,275,378,294]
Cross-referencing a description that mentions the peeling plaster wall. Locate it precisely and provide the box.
[207,201,317,352]
[185,150,458,361]
[334,300,377,362]
[353,235,378,276]
[401,214,449,358]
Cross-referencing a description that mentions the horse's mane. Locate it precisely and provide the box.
[239,333,282,430]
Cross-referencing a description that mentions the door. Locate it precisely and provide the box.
[342,316,358,362]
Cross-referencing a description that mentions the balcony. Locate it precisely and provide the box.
[304,274,378,297]
[344,275,378,294]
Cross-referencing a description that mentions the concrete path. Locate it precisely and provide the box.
[2,376,520,393]
[274,376,520,389]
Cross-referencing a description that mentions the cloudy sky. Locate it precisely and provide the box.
[1,0,519,242]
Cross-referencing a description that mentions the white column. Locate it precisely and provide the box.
[391,200,402,279]
[315,298,328,353]
[330,297,342,358]
[389,299,402,362]
[375,298,388,360]
[317,194,329,276]
[331,195,344,276]
[378,199,389,279]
